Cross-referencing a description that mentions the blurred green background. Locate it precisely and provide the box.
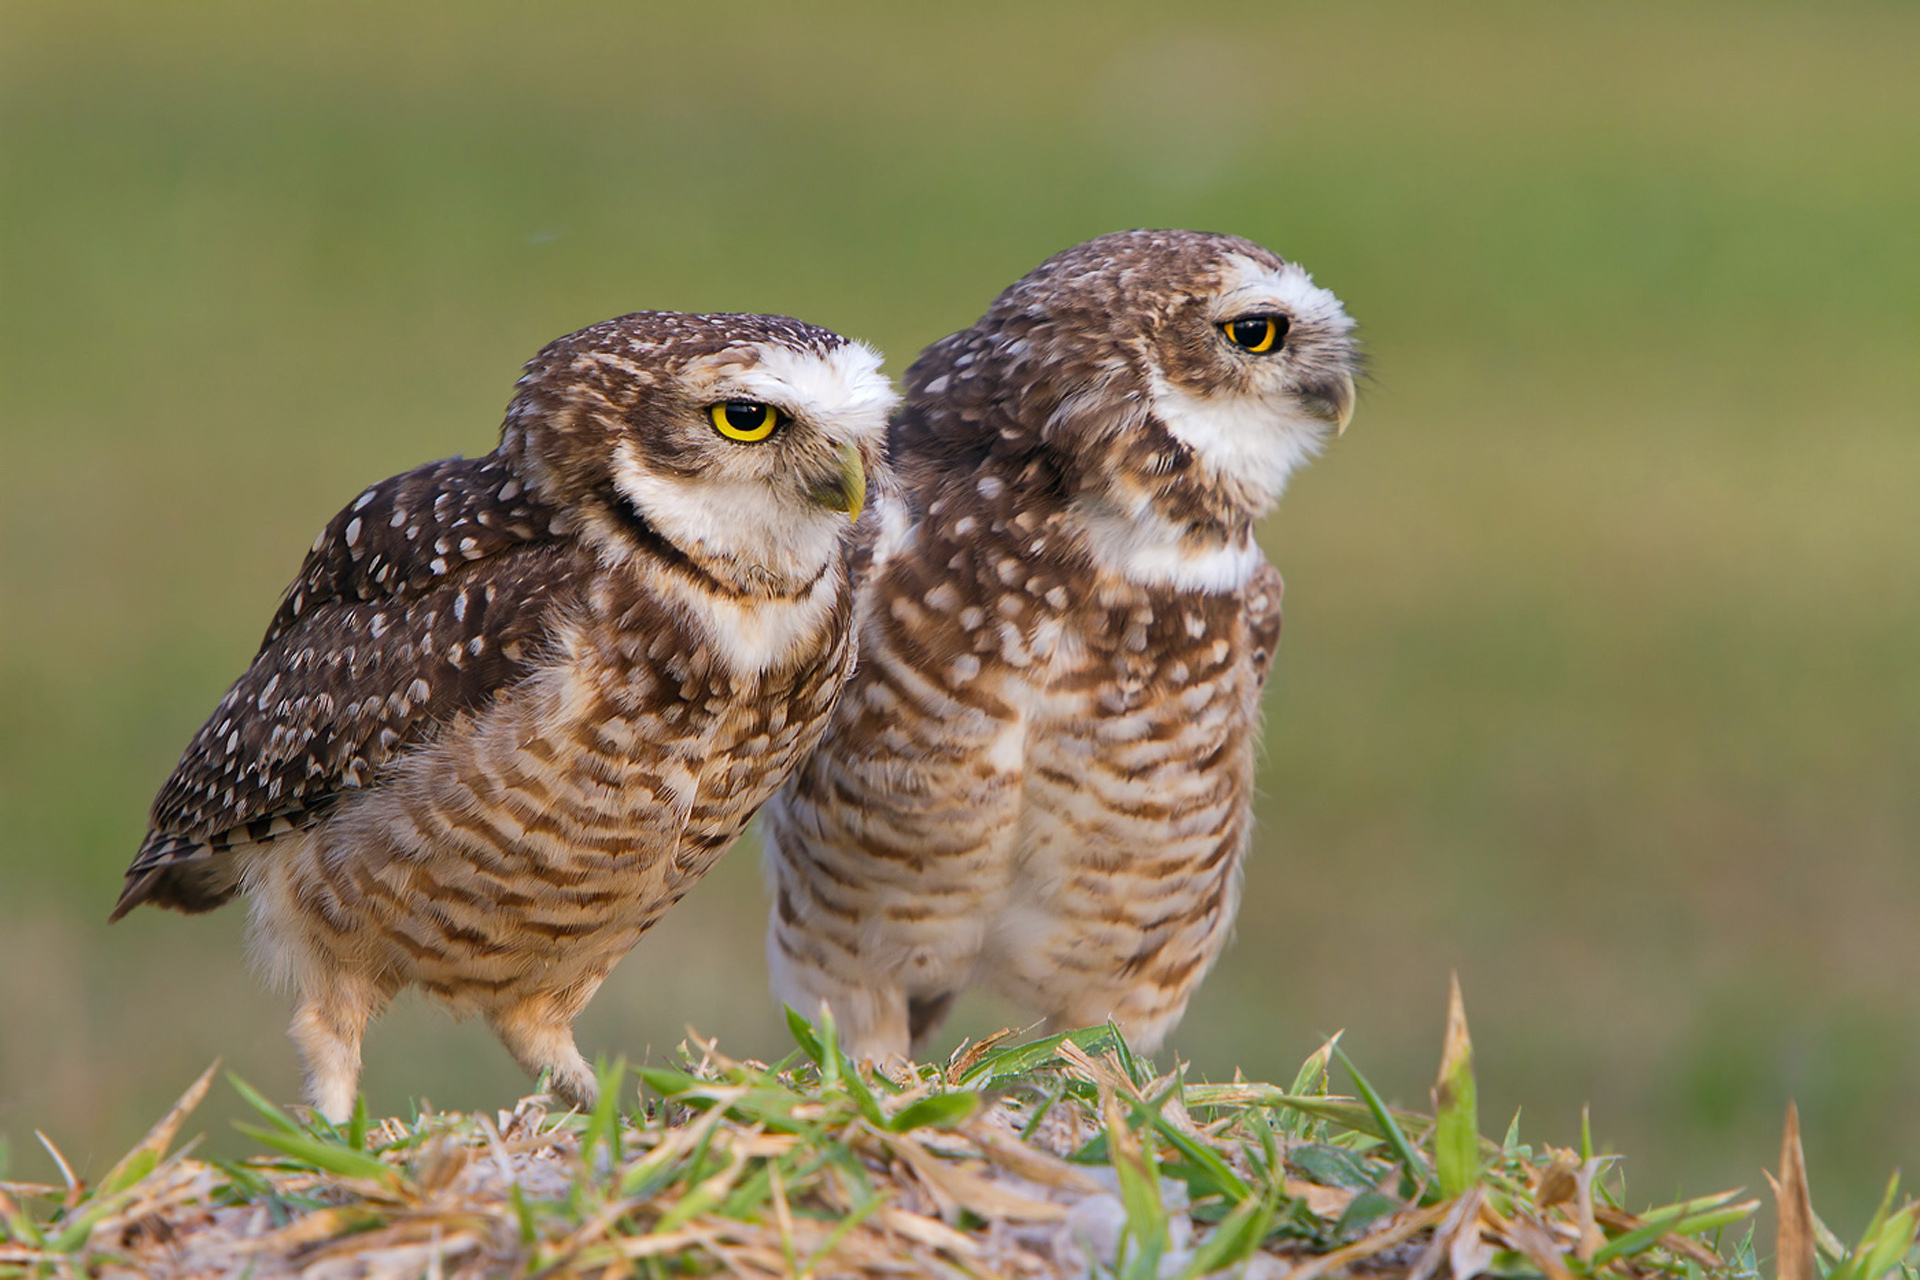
[3,0,1916,1228]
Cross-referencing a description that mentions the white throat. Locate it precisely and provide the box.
[1071,494,1266,593]
[659,562,845,676]
[1147,376,1326,512]
[609,440,844,590]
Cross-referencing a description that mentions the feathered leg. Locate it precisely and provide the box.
[289,972,383,1124]
[487,983,604,1111]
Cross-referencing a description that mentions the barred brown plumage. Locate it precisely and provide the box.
[764,231,1358,1062]
[115,310,896,1121]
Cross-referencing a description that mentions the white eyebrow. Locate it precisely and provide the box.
[1215,255,1354,333]
[717,340,898,436]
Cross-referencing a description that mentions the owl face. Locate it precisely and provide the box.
[507,312,897,594]
[973,230,1357,519]
[1142,247,1357,506]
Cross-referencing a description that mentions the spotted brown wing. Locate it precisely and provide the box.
[113,454,584,919]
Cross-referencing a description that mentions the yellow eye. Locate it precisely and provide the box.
[1220,315,1288,354]
[710,400,783,442]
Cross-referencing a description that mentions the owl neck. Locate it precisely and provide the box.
[591,479,837,602]
[1066,489,1265,593]
[1056,413,1270,593]
[937,430,1266,595]
[577,512,852,680]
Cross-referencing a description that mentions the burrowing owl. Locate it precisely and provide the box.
[764,231,1356,1061]
[113,311,896,1120]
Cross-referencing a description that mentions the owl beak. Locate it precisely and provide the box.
[810,443,867,522]
[1301,372,1356,437]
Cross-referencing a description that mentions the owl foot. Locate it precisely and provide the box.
[489,997,598,1112]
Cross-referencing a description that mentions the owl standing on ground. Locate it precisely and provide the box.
[113,311,895,1121]
[764,231,1357,1061]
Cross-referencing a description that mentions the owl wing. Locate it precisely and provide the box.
[113,453,583,919]
[1244,560,1285,690]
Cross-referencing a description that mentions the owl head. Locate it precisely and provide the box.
[905,230,1357,524]
[503,311,897,596]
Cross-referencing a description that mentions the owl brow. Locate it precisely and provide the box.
[1212,283,1294,313]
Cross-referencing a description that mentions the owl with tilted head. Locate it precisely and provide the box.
[114,310,896,1120]
[764,230,1357,1061]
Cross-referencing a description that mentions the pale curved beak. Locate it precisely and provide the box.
[1302,372,1357,437]
[810,442,867,522]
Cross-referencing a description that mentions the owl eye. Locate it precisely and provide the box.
[1219,315,1289,354]
[709,400,785,442]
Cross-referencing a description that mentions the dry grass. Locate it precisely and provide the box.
[8,989,1910,1279]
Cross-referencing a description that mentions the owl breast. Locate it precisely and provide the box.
[767,516,1279,1053]
[973,572,1272,1039]
[248,577,853,1013]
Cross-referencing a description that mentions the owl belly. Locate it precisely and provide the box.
[978,628,1258,1047]
[246,663,791,1015]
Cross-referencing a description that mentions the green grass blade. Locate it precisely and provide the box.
[1018,1083,1065,1142]
[208,1155,271,1199]
[721,1148,829,1222]
[1289,1142,1381,1191]
[784,1006,825,1066]
[1107,1097,1169,1280]
[508,1183,536,1246]
[636,1066,704,1100]
[2,1194,48,1249]
[1331,1044,1431,1196]
[1107,1020,1147,1088]
[1674,1204,1765,1237]
[814,1005,845,1092]
[1290,1035,1338,1097]
[1145,1108,1251,1204]
[226,1074,302,1136]
[1258,1092,1392,1139]
[1594,1190,1759,1265]
[234,1123,398,1185]
[95,1148,159,1200]
[579,1057,626,1171]
[1279,1033,1339,1141]
[1333,1187,1401,1240]
[1242,1104,1280,1187]
[955,1026,1122,1086]
[1591,1207,1690,1267]
[838,1063,889,1131]
[1432,975,1480,1198]
[1831,1173,1909,1280]
[889,1091,981,1133]
[346,1095,369,1152]
[1850,1202,1919,1280]
[1590,1193,1754,1267]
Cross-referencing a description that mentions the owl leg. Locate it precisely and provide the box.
[289,973,384,1125]
[487,986,602,1112]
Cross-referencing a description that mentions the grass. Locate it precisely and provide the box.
[14,989,1908,1280]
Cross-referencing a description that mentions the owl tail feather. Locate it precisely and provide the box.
[109,838,240,922]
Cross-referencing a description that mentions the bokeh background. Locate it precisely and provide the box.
[3,0,1916,1229]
